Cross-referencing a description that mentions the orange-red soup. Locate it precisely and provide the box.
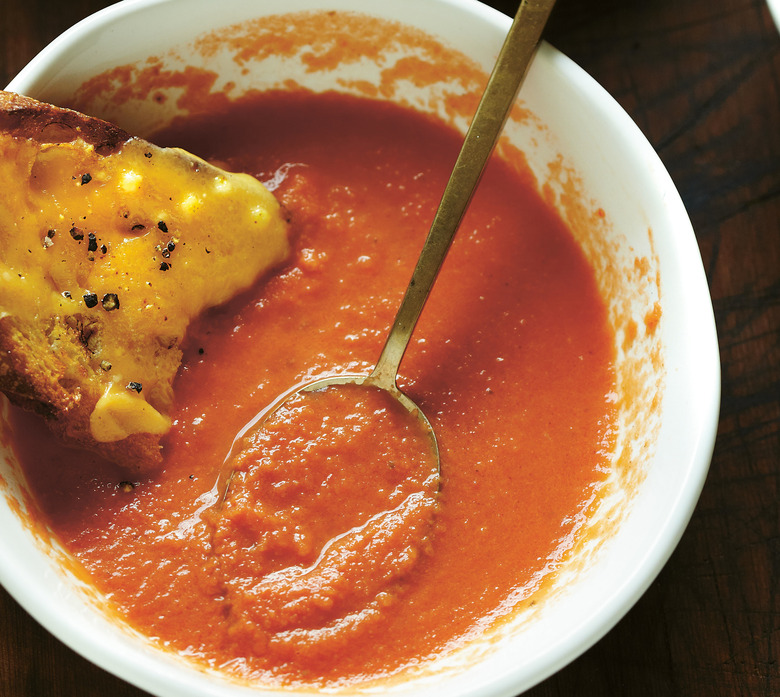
[11,91,616,686]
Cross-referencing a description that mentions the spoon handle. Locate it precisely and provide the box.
[368,0,557,391]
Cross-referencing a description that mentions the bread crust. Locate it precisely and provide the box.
[0,90,130,152]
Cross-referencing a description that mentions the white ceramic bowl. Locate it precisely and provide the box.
[768,0,780,32]
[1,1,720,695]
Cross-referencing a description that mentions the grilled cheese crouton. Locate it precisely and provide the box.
[0,91,289,470]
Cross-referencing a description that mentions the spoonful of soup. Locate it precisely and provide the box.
[218,0,557,504]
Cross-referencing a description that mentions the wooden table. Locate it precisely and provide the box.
[1,1,778,695]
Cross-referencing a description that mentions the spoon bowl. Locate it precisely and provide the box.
[218,371,441,504]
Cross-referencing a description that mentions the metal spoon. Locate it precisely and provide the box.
[220,0,556,500]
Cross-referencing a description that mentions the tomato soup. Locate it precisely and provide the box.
[9,91,616,686]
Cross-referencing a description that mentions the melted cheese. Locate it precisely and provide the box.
[0,134,289,443]
[91,383,172,442]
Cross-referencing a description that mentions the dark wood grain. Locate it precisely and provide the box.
[1,1,778,695]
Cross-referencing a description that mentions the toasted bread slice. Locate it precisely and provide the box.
[0,91,289,471]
